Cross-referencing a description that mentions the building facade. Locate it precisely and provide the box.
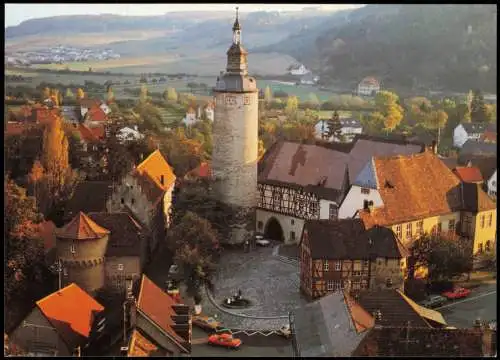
[211,10,259,245]
[453,123,487,148]
[357,77,380,97]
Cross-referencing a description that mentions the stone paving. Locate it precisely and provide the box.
[198,243,308,330]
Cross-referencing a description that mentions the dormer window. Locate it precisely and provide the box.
[385,180,394,189]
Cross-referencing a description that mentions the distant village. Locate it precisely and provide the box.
[5,45,121,66]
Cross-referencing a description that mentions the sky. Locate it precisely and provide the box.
[4,4,364,27]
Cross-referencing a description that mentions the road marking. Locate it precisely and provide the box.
[435,290,497,310]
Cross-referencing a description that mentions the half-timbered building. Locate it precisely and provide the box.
[257,136,424,244]
[299,219,408,300]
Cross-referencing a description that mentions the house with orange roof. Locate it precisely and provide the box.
[109,149,177,255]
[452,166,484,184]
[123,275,191,356]
[9,283,104,356]
[353,150,496,272]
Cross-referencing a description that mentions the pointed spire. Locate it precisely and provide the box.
[233,6,241,31]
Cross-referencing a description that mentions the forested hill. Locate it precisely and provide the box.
[259,4,497,93]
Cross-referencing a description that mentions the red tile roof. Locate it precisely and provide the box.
[453,166,484,183]
[344,292,375,333]
[36,283,104,350]
[127,329,161,356]
[55,212,110,240]
[5,122,38,136]
[78,124,106,143]
[360,151,462,228]
[136,275,188,351]
[360,77,380,87]
[480,130,497,143]
[79,99,102,109]
[85,105,107,122]
[186,161,212,179]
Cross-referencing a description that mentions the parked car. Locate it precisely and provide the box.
[207,333,242,349]
[278,325,291,339]
[192,315,221,332]
[442,287,471,300]
[419,295,447,308]
[255,235,271,247]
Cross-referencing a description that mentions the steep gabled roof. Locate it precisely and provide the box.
[36,283,104,350]
[64,181,114,221]
[136,275,189,353]
[135,149,176,191]
[56,212,110,240]
[127,329,162,356]
[360,151,462,228]
[461,182,496,213]
[461,122,487,134]
[453,166,484,183]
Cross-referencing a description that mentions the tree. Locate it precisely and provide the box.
[264,86,273,105]
[166,211,220,298]
[106,86,114,104]
[139,85,149,103]
[41,87,50,101]
[470,89,489,123]
[65,88,74,99]
[374,90,404,132]
[76,88,85,100]
[327,111,344,141]
[28,160,44,210]
[285,96,299,120]
[164,87,178,102]
[410,233,473,283]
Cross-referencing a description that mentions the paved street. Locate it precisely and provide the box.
[191,327,293,357]
[437,283,496,328]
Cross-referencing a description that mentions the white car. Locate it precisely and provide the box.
[255,235,271,247]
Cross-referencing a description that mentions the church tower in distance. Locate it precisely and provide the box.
[212,7,259,245]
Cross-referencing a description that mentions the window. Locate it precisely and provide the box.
[70,245,76,254]
[437,222,442,234]
[290,231,296,241]
[406,223,412,239]
[486,240,491,252]
[361,188,370,195]
[416,220,424,235]
[131,198,135,205]
[363,260,369,268]
[63,268,68,276]
[335,261,341,271]
[327,280,334,291]
[118,264,124,271]
[463,216,472,234]
[329,204,338,220]
[478,243,483,254]
[448,219,456,234]
[323,260,329,271]
[361,279,368,289]
[291,219,295,225]
[488,213,493,227]
[395,225,402,239]
[353,280,361,290]
[120,198,125,204]
[258,221,263,230]
[481,215,485,229]
[386,278,393,288]
[334,281,342,292]
[385,258,389,266]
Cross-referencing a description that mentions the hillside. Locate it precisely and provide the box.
[260,4,497,93]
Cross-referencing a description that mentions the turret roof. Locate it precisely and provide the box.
[56,211,110,240]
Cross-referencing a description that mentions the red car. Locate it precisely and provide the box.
[207,333,242,349]
[442,287,471,300]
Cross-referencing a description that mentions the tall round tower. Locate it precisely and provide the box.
[212,8,259,245]
[55,212,110,295]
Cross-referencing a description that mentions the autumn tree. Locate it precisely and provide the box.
[106,85,115,104]
[264,86,273,105]
[41,87,50,101]
[28,159,45,209]
[76,88,85,100]
[65,88,74,99]
[139,84,149,103]
[285,95,299,120]
[166,211,220,299]
[374,90,404,132]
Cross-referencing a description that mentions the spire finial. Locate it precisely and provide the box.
[233,6,241,31]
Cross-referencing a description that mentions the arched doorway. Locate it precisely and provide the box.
[265,217,284,242]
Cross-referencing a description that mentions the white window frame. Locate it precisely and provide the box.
[416,220,424,235]
[327,280,334,291]
[70,244,76,254]
[323,260,329,272]
[334,281,342,292]
[395,224,402,239]
[118,264,124,271]
[335,261,341,271]
[406,223,412,239]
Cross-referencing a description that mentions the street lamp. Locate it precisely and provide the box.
[49,259,65,290]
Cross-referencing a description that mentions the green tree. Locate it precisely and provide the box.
[374,90,404,132]
[106,85,115,104]
[164,87,178,102]
[470,89,489,123]
[166,211,220,299]
[410,233,473,282]
[65,88,74,99]
[327,110,344,141]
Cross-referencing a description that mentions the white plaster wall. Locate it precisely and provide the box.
[453,124,469,148]
[256,209,305,245]
[488,170,497,198]
[338,185,383,219]
[319,199,339,220]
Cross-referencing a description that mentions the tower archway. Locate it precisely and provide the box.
[264,217,284,242]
